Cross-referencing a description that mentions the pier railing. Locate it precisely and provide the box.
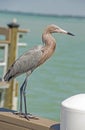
[0,20,28,110]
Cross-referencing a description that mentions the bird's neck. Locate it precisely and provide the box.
[42,32,56,49]
[37,32,56,67]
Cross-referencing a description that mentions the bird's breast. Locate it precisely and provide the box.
[37,44,56,66]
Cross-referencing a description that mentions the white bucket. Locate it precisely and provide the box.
[60,94,85,130]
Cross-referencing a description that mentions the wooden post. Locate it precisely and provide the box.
[4,20,19,109]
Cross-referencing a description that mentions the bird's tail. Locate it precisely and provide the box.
[4,69,13,82]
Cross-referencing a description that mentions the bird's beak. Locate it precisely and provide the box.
[67,32,75,36]
[59,28,75,36]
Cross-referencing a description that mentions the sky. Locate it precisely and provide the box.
[0,0,85,16]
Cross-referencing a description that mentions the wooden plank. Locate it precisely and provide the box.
[0,27,9,35]
[0,108,60,130]
[0,81,9,88]
[18,29,29,33]
[0,121,29,130]
[0,27,11,43]
[0,40,10,44]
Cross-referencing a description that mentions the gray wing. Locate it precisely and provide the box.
[4,45,43,81]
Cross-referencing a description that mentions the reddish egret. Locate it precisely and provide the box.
[4,24,74,120]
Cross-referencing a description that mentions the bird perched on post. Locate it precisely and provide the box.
[4,24,74,120]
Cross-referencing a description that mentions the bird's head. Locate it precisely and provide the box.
[46,24,75,36]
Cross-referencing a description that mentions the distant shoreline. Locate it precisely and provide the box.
[0,10,85,19]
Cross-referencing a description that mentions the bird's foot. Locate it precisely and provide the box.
[13,111,39,120]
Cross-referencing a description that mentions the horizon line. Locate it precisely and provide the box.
[0,9,85,19]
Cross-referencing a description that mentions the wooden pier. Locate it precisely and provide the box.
[0,108,60,130]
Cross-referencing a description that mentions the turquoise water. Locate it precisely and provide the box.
[0,11,85,121]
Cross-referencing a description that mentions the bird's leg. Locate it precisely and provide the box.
[22,74,38,120]
[20,83,23,114]
[14,73,38,120]
[23,78,27,115]
[14,76,28,116]
[20,78,27,114]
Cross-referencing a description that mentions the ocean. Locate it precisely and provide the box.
[0,11,85,121]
